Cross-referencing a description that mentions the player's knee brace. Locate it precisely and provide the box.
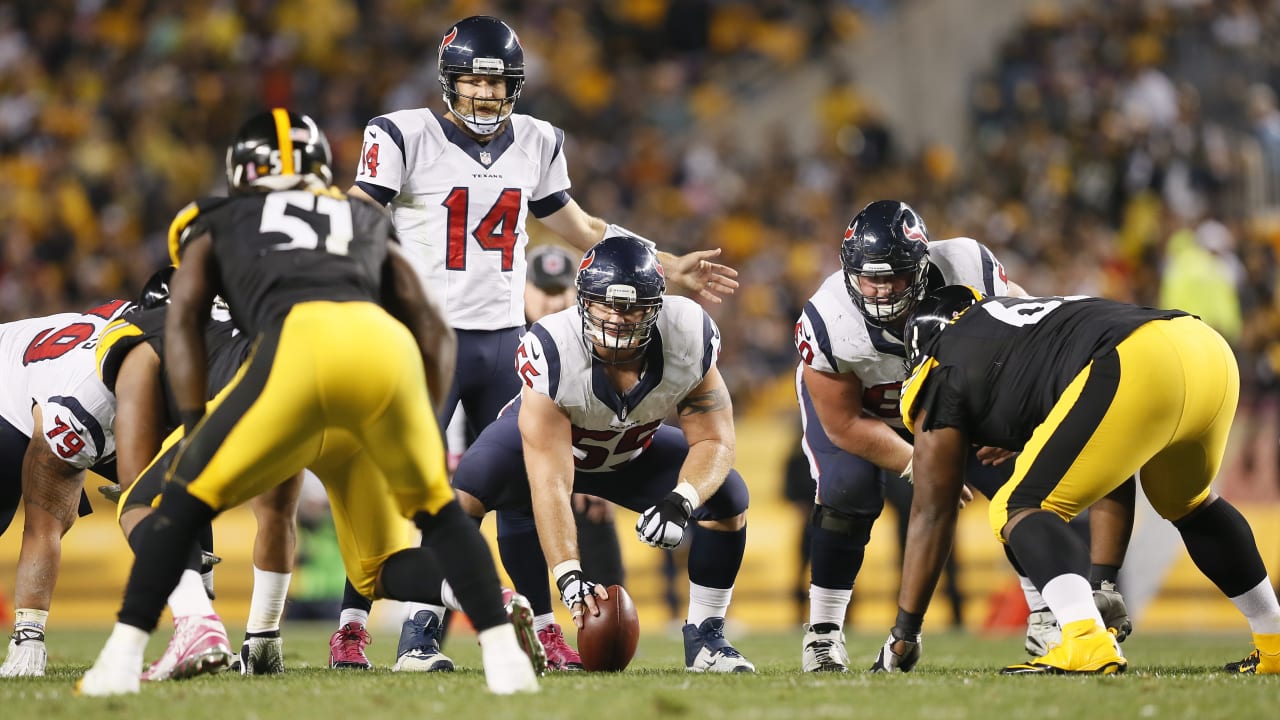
[810,504,875,544]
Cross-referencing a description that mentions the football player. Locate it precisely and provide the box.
[78,109,540,696]
[340,14,739,672]
[880,286,1280,674]
[96,268,303,678]
[0,299,132,677]
[452,236,755,673]
[792,200,1131,671]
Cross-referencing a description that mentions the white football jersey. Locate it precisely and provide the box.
[354,108,572,330]
[794,237,1010,428]
[0,300,133,469]
[515,296,721,472]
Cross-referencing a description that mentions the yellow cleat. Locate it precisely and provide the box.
[1001,619,1126,675]
[1225,633,1280,674]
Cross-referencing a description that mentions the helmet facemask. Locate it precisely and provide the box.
[845,257,929,326]
[579,285,662,364]
[441,68,522,136]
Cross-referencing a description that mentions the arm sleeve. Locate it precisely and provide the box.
[353,117,407,199]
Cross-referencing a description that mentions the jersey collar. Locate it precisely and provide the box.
[590,328,665,422]
[432,109,516,167]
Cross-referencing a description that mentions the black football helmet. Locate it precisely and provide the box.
[904,284,984,368]
[438,16,524,135]
[575,236,665,363]
[139,266,175,309]
[225,108,333,194]
[840,200,931,326]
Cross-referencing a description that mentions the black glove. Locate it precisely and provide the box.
[1094,581,1133,642]
[636,490,694,550]
[555,569,598,615]
[869,626,922,672]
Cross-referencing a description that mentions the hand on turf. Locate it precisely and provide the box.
[556,570,607,629]
[1093,581,1133,642]
[869,628,921,673]
[636,491,693,550]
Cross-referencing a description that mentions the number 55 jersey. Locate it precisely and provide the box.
[0,300,134,470]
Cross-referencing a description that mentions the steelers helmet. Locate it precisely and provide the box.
[225,108,333,193]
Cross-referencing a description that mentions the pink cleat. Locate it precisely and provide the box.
[536,623,583,671]
[141,614,233,681]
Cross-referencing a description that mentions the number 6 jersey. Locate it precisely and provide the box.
[515,296,720,472]
[0,300,134,468]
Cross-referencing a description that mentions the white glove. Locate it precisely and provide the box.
[555,569,598,614]
[869,629,921,672]
[636,489,694,550]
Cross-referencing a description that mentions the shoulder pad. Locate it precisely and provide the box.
[167,197,229,265]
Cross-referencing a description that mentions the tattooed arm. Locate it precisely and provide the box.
[673,366,736,502]
[14,405,87,611]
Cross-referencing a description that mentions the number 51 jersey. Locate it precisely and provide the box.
[515,296,721,472]
[0,300,134,468]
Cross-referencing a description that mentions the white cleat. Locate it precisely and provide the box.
[683,617,755,673]
[0,629,48,677]
[801,623,849,672]
[480,624,539,695]
[78,648,143,696]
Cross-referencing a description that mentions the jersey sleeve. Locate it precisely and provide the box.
[701,310,722,378]
[353,116,407,203]
[167,197,228,265]
[529,123,571,218]
[39,390,114,470]
[516,324,561,401]
[901,362,968,436]
[795,304,839,374]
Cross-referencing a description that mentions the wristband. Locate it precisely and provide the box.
[894,606,925,637]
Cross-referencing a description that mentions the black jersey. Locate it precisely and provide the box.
[901,296,1189,449]
[97,306,253,430]
[167,188,395,335]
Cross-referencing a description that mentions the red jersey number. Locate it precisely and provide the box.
[442,187,522,271]
[23,323,95,365]
[46,414,87,459]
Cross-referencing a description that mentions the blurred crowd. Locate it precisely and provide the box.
[4,0,1280,410]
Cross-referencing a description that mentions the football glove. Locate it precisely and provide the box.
[555,569,597,614]
[636,490,694,550]
[1094,581,1133,642]
[97,484,123,504]
[869,627,921,673]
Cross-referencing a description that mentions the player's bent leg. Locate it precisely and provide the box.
[683,512,753,673]
[804,504,877,671]
[231,475,301,675]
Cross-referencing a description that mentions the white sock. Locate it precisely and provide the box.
[402,601,446,621]
[1041,574,1102,628]
[440,581,462,612]
[533,612,556,633]
[246,567,291,634]
[1020,575,1048,611]
[167,569,216,618]
[809,585,853,627]
[102,622,150,658]
[338,609,369,628]
[1230,577,1280,634]
[686,583,733,627]
[13,608,48,635]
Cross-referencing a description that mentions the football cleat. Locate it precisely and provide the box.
[504,589,548,675]
[1093,581,1132,642]
[1024,608,1059,657]
[0,627,47,677]
[142,614,233,681]
[801,622,849,672]
[479,624,540,695]
[328,622,373,670]
[1002,619,1126,675]
[536,623,583,671]
[393,610,455,672]
[1224,633,1280,674]
[684,617,755,673]
[78,646,143,697]
[231,631,284,675]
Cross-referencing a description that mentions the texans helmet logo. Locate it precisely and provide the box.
[578,249,596,272]
[440,27,458,57]
[902,218,927,244]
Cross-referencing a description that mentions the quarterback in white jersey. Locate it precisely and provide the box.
[791,201,1026,673]
[339,14,737,673]
[453,237,755,673]
[0,298,133,677]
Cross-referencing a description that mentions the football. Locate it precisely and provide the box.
[577,584,639,671]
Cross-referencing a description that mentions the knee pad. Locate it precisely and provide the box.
[810,504,875,545]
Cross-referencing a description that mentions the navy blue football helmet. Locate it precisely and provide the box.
[904,284,984,368]
[575,236,665,363]
[840,200,931,326]
[438,16,524,135]
[225,108,332,193]
[139,266,175,309]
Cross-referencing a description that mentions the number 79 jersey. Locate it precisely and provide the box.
[168,189,396,337]
[354,109,572,331]
[0,300,134,468]
[514,296,721,472]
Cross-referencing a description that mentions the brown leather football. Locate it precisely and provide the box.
[577,584,639,671]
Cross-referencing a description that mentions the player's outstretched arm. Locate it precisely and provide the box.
[383,243,456,415]
[539,200,739,302]
[165,233,219,433]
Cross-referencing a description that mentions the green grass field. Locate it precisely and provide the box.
[4,624,1275,719]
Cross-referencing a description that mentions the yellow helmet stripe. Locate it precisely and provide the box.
[167,201,201,266]
[272,108,295,176]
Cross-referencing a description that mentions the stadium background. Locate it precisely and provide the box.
[2,0,1280,636]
